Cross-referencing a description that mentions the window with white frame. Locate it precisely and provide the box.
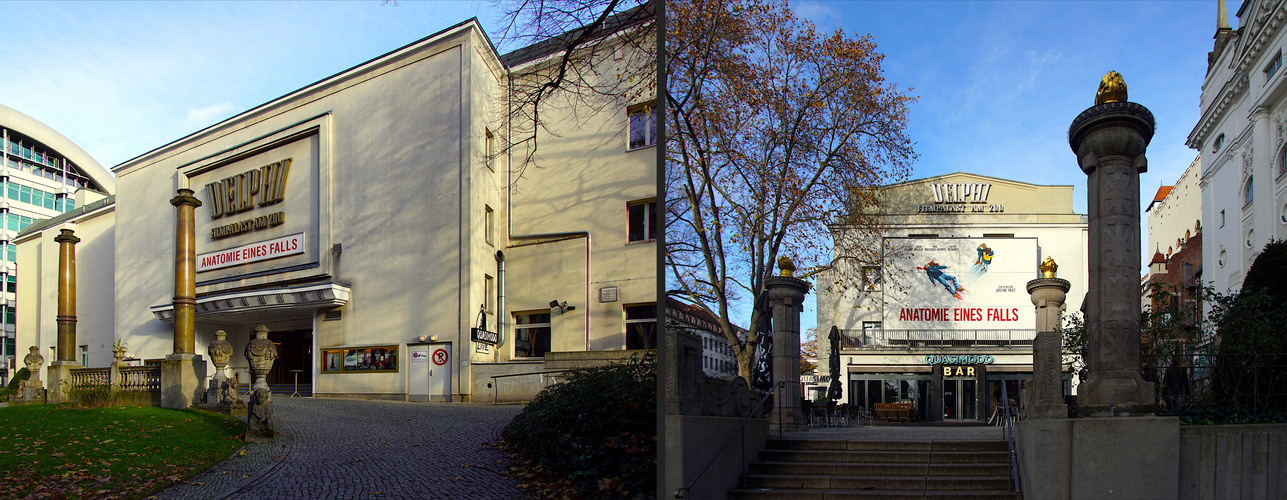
[514,311,551,358]
[1245,176,1254,207]
[628,199,658,243]
[625,303,657,349]
[627,103,657,150]
[861,266,882,290]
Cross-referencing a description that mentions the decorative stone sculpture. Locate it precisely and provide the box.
[244,325,278,394]
[207,330,245,415]
[23,346,43,384]
[1026,260,1071,419]
[244,387,276,442]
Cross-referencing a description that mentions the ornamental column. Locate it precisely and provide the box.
[54,229,79,362]
[767,258,809,432]
[1025,257,1070,419]
[46,228,81,404]
[171,188,200,355]
[161,187,206,409]
[1067,72,1155,417]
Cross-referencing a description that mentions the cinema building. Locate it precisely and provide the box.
[15,16,656,402]
[816,173,1087,422]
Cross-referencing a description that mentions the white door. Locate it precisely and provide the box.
[407,345,430,401]
[428,342,452,401]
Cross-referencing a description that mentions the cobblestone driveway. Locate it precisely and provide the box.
[157,398,527,500]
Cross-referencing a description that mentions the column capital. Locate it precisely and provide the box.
[53,228,80,244]
[170,188,202,208]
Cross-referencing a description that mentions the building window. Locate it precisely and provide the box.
[627,199,658,243]
[484,205,494,246]
[514,311,551,358]
[5,275,14,293]
[484,128,495,172]
[861,321,881,345]
[1213,133,1225,153]
[1244,176,1254,207]
[1265,51,1282,82]
[1279,146,1287,179]
[627,103,657,150]
[3,305,14,325]
[484,275,495,313]
[625,304,657,349]
[1219,249,1227,267]
[1247,228,1255,249]
[3,244,14,263]
[1220,209,1226,228]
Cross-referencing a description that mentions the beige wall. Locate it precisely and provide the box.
[1147,155,1202,259]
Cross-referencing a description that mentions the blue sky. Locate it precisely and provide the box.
[0,1,1235,340]
[0,1,514,169]
[767,1,1229,339]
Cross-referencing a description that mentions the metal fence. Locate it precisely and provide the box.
[1142,352,1287,414]
[839,329,1035,349]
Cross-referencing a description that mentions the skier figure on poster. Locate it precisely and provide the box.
[917,260,965,299]
[974,243,994,273]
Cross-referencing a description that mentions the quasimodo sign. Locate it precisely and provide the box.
[918,182,1005,213]
[204,158,291,240]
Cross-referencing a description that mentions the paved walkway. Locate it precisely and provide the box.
[156,398,527,500]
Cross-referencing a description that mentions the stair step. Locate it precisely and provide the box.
[727,487,1015,500]
[748,461,1010,477]
[760,449,1009,464]
[768,439,1008,452]
[742,474,1011,491]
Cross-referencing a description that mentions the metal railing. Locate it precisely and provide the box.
[1002,381,1020,496]
[119,366,161,391]
[674,381,782,499]
[839,329,1036,348]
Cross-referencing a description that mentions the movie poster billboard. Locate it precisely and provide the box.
[882,237,1037,331]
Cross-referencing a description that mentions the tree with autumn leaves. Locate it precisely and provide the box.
[666,0,916,380]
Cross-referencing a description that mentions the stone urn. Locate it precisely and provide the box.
[244,325,278,394]
[23,346,44,383]
[209,330,233,383]
[112,349,126,362]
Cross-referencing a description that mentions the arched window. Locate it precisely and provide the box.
[1213,133,1226,153]
[1245,176,1255,206]
[1278,145,1287,178]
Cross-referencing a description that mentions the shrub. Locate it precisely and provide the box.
[503,351,655,499]
[6,367,30,391]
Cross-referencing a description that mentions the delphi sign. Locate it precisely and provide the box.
[197,232,305,272]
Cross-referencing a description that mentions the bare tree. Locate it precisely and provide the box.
[666,0,916,379]
[494,0,657,181]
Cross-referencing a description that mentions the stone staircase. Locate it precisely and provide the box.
[727,438,1015,499]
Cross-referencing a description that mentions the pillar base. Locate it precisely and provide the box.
[1075,370,1155,417]
[1015,417,1177,500]
[46,360,80,404]
[161,354,206,409]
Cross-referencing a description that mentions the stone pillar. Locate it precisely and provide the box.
[1251,105,1272,258]
[161,188,206,409]
[766,275,809,432]
[1068,85,1155,417]
[54,229,79,362]
[170,188,200,355]
[1026,260,1071,419]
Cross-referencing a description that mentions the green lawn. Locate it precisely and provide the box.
[0,404,245,500]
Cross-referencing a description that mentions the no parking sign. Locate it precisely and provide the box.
[432,348,448,366]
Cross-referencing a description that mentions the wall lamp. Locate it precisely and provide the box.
[549,300,575,313]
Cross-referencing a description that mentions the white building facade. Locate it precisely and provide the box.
[817,172,1087,422]
[1188,0,1287,296]
[15,17,656,402]
[0,105,114,384]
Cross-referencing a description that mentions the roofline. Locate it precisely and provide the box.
[879,171,1075,189]
[0,104,116,194]
[113,18,498,172]
[15,194,116,241]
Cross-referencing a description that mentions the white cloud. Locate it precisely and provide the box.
[186,102,236,126]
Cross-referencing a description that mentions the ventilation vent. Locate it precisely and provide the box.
[599,286,619,303]
[323,310,342,321]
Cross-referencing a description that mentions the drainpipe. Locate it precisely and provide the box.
[495,250,505,363]
[504,70,594,352]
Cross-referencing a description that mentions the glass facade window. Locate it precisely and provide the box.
[5,275,14,293]
[4,244,14,263]
[5,213,34,232]
[627,199,658,243]
[627,104,657,150]
[5,181,72,213]
[514,312,551,358]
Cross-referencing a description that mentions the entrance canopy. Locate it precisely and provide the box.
[150,282,350,324]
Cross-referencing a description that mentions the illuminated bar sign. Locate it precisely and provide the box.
[197,232,305,272]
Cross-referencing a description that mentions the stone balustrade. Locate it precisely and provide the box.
[119,366,162,391]
[68,367,110,388]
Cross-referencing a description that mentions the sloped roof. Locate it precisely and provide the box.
[1145,185,1173,212]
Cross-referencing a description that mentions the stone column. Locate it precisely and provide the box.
[766,275,809,432]
[1025,258,1071,419]
[54,229,79,362]
[170,188,200,355]
[1068,88,1156,417]
[161,188,206,409]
